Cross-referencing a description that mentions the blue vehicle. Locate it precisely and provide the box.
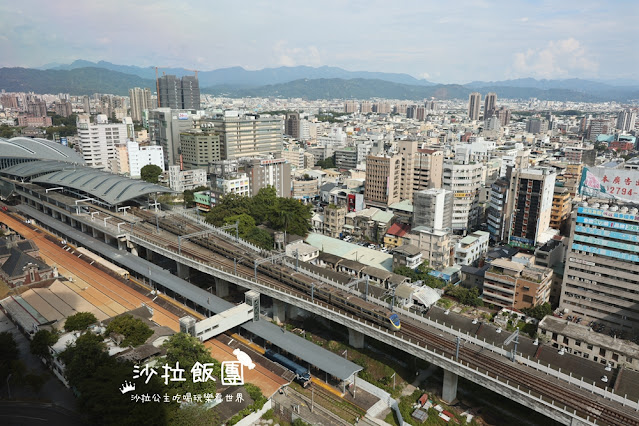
[264,349,311,387]
[389,313,401,330]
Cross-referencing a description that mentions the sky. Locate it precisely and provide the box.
[1,0,637,84]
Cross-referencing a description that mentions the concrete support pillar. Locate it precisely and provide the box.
[70,218,76,228]
[117,238,125,251]
[104,234,110,245]
[570,417,589,426]
[92,227,98,238]
[81,222,87,233]
[442,369,458,403]
[130,243,138,257]
[272,299,287,324]
[215,277,229,298]
[176,262,190,280]
[348,328,365,349]
[145,249,153,262]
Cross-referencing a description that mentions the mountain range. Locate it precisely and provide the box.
[0,60,637,102]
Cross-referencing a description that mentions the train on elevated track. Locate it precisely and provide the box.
[134,208,400,331]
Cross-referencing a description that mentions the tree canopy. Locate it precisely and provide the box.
[141,164,163,184]
[445,286,483,307]
[183,186,209,208]
[393,261,445,289]
[162,333,219,396]
[30,329,59,359]
[105,314,153,347]
[521,302,552,320]
[0,332,19,382]
[315,156,335,169]
[205,186,312,249]
[64,312,97,331]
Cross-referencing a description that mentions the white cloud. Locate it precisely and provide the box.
[419,72,431,79]
[273,41,321,67]
[512,38,598,79]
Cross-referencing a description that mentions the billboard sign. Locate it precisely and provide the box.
[178,112,189,120]
[60,137,68,146]
[581,167,639,203]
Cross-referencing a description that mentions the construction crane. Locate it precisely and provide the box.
[185,69,199,79]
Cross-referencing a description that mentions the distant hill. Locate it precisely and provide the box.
[4,66,639,102]
[0,67,155,96]
[203,78,635,102]
[44,60,435,87]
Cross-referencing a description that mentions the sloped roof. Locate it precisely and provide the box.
[1,247,50,277]
[0,137,85,164]
[33,168,173,206]
[386,222,411,237]
[0,160,80,179]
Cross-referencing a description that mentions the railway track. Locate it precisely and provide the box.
[400,322,639,426]
[128,209,639,426]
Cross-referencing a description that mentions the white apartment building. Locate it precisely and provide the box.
[454,230,490,266]
[77,114,127,172]
[168,166,207,192]
[442,161,483,232]
[215,173,250,197]
[127,141,164,179]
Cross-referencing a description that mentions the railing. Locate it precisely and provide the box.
[129,233,639,419]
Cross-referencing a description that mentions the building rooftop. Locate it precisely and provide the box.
[33,168,174,206]
[305,233,393,271]
[539,316,639,358]
[388,199,414,213]
[0,137,85,164]
[386,223,411,237]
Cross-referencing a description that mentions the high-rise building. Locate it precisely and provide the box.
[616,109,636,132]
[468,92,481,120]
[129,87,154,122]
[244,157,291,198]
[414,149,443,190]
[360,101,372,114]
[509,167,556,249]
[148,108,194,167]
[364,154,402,208]
[126,141,164,178]
[55,100,73,117]
[27,100,47,117]
[495,107,511,126]
[442,161,483,232]
[209,115,282,160]
[181,76,200,110]
[344,101,358,113]
[158,75,200,110]
[76,114,128,172]
[180,131,221,170]
[413,188,453,230]
[559,201,639,331]
[587,118,610,141]
[158,75,181,109]
[483,257,552,309]
[550,186,571,232]
[285,112,300,139]
[483,92,497,119]
[526,118,549,134]
[486,178,510,243]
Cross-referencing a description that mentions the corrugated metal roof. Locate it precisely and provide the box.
[17,205,363,381]
[0,137,85,164]
[0,160,79,178]
[32,168,173,205]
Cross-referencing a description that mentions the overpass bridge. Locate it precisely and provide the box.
[11,199,639,426]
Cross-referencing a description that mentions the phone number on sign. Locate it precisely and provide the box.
[607,186,634,196]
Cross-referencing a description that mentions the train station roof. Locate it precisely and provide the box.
[0,137,85,164]
[17,204,363,381]
[0,160,79,179]
[32,168,173,206]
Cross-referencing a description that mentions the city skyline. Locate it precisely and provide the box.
[1,0,637,84]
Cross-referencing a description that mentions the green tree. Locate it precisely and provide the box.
[250,186,278,224]
[245,227,274,249]
[271,198,312,236]
[140,164,163,184]
[205,193,251,226]
[105,314,153,347]
[522,302,552,320]
[162,333,219,395]
[225,213,256,238]
[168,404,220,426]
[64,312,97,331]
[183,186,209,208]
[30,329,59,359]
[315,156,335,169]
[0,332,19,382]
[0,124,17,138]
[60,333,167,425]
